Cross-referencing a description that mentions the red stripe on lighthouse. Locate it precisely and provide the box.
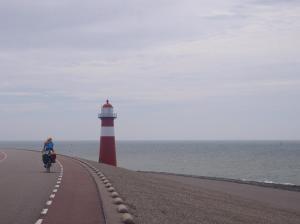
[101,118,114,127]
[99,136,117,166]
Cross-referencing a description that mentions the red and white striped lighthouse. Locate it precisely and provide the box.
[98,100,117,166]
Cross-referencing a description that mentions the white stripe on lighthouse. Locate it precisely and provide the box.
[101,127,115,136]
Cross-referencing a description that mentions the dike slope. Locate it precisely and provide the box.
[85,159,300,224]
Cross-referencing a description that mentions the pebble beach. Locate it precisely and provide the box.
[87,160,300,224]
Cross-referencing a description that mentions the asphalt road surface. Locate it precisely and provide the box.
[42,155,104,224]
[0,149,104,224]
[0,149,60,224]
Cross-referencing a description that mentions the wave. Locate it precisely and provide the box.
[241,178,296,186]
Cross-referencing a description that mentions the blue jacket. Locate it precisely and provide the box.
[44,142,54,151]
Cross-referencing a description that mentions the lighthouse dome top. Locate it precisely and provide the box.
[102,100,113,108]
[98,100,117,119]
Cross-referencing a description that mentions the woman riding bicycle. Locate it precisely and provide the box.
[42,137,55,169]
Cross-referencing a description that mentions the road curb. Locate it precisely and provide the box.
[75,158,135,224]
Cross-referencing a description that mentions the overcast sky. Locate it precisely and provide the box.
[0,0,299,140]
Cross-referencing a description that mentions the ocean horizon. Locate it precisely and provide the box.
[1,140,300,185]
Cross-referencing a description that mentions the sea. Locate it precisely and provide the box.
[1,140,300,185]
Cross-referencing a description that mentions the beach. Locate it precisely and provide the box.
[86,159,300,224]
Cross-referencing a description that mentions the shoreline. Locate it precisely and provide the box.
[86,158,300,224]
[1,148,300,191]
[139,171,300,192]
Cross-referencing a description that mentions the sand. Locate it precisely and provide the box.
[87,160,300,224]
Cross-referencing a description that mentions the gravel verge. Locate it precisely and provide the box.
[85,160,300,224]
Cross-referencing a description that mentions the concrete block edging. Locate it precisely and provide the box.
[76,159,135,224]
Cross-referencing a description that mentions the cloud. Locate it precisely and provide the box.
[251,0,299,5]
[0,0,299,139]
[0,1,249,50]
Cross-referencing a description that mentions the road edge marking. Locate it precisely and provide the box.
[41,208,48,215]
[34,219,43,224]
[34,158,64,224]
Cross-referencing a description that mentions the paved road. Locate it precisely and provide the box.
[0,150,105,224]
[42,155,105,224]
[0,149,60,224]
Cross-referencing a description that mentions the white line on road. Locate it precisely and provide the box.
[34,219,43,224]
[41,208,48,215]
[46,200,52,206]
[35,160,64,224]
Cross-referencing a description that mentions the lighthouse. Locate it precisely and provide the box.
[98,100,117,166]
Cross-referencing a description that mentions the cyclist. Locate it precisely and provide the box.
[42,137,55,168]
